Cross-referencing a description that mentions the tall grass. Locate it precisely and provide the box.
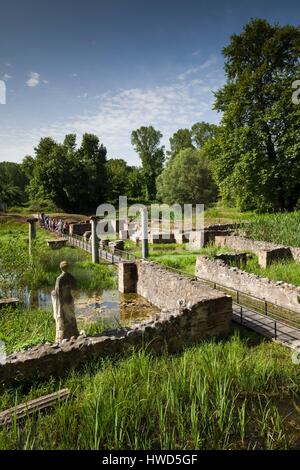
[148,244,234,275]
[0,306,110,354]
[242,212,300,247]
[0,333,298,450]
[233,256,300,287]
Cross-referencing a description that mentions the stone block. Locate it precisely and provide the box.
[119,261,137,293]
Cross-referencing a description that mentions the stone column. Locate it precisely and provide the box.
[27,218,38,255]
[141,208,149,259]
[119,261,137,293]
[90,216,99,263]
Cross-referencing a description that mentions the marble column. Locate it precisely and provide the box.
[90,216,100,263]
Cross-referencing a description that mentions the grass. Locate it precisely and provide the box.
[0,219,117,293]
[134,243,233,275]
[242,212,300,247]
[2,213,300,449]
[232,256,300,287]
[0,332,299,450]
[0,306,110,354]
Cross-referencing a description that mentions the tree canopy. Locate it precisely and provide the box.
[156,148,217,206]
[208,18,300,211]
[131,126,165,200]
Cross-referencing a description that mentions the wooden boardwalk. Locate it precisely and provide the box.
[232,303,300,349]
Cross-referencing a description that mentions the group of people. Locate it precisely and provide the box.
[40,213,70,236]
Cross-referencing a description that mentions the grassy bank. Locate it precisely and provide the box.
[242,212,300,247]
[0,332,299,450]
[0,219,116,294]
[0,306,109,354]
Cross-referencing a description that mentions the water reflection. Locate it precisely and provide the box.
[23,287,158,328]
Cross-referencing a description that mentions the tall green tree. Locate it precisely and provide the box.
[191,122,218,149]
[168,128,194,157]
[156,148,217,206]
[209,19,300,211]
[131,126,164,200]
[24,133,107,212]
[106,158,130,203]
[0,162,28,208]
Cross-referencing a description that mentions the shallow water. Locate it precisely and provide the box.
[23,287,159,329]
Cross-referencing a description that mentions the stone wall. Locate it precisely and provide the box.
[135,260,230,312]
[69,222,91,236]
[196,255,300,314]
[215,235,295,268]
[0,260,232,385]
[0,288,232,385]
[188,223,240,248]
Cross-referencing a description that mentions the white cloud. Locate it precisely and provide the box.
[192,49,201,56]
[43,80,49,84]
[1,62,225,164]
[2,73,11,81]
[43,65,224,160]
[26,71,40,87]
[177,55,217,80]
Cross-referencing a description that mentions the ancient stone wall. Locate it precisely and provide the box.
[69,222,91,236]
[215,235,295,268]
[196,255,300,314]
[0,261,232,385]
[0,289,232,385]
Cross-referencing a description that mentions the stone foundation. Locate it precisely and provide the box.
[196,255,300,314]
[215,235,294,268]
[0,260,232,385]
[0,290,232,385]
[188,223,239,248]
[69,222,91,236]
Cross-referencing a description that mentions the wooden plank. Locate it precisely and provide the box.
[0,388,70,427]
[0,298,19,309]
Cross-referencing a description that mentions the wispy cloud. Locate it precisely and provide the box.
[26,71,40,87]
[43,64,224,159]
[177,55,217,80]
[192,49,201,56]
[2,73,12,81]
[1,61,224,163]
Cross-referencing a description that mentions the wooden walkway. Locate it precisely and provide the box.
[232,303,300,349]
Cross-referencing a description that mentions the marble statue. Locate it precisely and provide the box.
[51,260,79,342]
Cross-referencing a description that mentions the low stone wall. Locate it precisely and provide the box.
[69,222,91,236]
[135,261,230,312]
[195,256,300,314]
[215,235,295,268]
[0,290,231,385]
[0,260,232,385]
[188,223,239,248]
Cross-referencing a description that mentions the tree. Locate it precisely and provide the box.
[24,133,107,213]
[191,122,218,148]
[156,148,217,206]
[168,128,194,157]
[209,19,300,211]
[0,162,28,208]
[131,126,164,200]
[106,158,130,203]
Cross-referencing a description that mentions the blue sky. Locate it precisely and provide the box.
[0,0,299,165]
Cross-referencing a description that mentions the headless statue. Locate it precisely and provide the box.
[51,260,79,342]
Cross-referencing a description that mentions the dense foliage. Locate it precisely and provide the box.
[206,19,300,211]
[156,148,217,205]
